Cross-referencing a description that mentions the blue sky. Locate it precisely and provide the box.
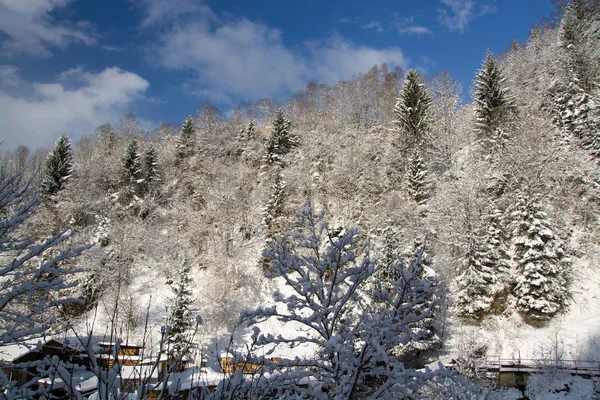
[0,0,554,150]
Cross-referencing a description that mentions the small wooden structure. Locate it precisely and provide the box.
[484,356,600,389]
[0,339,83,388]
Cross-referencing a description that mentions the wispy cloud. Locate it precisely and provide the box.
[0,0,97,58]
[102,45,126,52]
[361,20,385,34]
[437,0,496,32]
[0,66,149,149]
[140,2,408,104]
[392,17,433,36]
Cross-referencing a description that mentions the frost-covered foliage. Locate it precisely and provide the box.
[508,192,571,322]
[264,110,297,165]
[473,51,515,142]
[0,171,88,347]
[42,134,73,195]
[243,202,447,398]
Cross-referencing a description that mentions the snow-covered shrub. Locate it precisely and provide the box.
[242,201,450,398]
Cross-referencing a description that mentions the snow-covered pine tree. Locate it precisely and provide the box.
[473,51,516,145]
[394,69,432,150]
[262,172,286,237]
[550,78,600,157]
[122,140,142,185]
[264,110,297,165]
[42,134,73,195]
[236,121,257,157]
[166,263,196,355]
[406,149,428,205]
[176,116,196,161]
[143,145,160,189]
[486,206,510,276]
[376,223,403,286]
[455,236,496,320]
[508,192,570,323]
[237,120,256,143]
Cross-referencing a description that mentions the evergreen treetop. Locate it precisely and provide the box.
[166,263,196,354]
[144,145,160,187]
[394,69,432,146]
[42,134,73,195]
[177,116,196,160]
[265,110,297,165]
[474,51,516,137]
[123,140,142,184]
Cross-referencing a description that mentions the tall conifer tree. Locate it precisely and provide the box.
[42,135,73,195]
[177,117,196,161]
[394,70,432,149]
[265,110,297,165]
[473,51,515,142]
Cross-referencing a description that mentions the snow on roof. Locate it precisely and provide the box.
[97,342,143,348]
[165,369,224,391]
[119,364,159,380]
[38,370,97,391]
[0,343,33,362]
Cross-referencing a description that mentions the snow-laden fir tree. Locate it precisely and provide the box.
[454,236,496,320]
[486,206,510,275]
[238,120,256,143]
[473,51,516,144]
[244,202,448,398]
[122,140,142,185]
[143,145,160,188]
[264,110,297,165]
[508,192,570,323]
[549,78,600,157]
[42,134,73,195]
[406,148,428,205]
[262,172,286,237]
[176,116,196,161]
[394,69,432,149]
[166,263,196,355]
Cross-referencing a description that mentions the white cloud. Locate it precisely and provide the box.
[0,67,149,150]
[307,35,408,84]
[0,0,96,58]
[153,17,309,102]
[392,17,433,36]
[438,0,475,32]
[135,0,215,28]
[142,2,408,103]
[437,0,496,32]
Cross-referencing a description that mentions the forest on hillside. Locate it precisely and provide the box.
[2,1,600,398]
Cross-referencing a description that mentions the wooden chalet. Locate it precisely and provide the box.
[0,339,85,388]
